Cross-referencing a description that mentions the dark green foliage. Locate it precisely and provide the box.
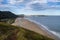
[0,11,17,24]
[0,11,18,19]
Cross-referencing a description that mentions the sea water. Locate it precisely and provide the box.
[27,16,60,39]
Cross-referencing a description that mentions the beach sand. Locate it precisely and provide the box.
[12,18,58,40]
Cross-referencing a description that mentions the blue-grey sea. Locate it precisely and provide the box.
[27,16,60,38]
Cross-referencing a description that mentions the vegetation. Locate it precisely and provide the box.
[0,18,16,24]
[0,11,18,24]
[0,11,54,40]
[0,11,18,19]
[0,23,54,40]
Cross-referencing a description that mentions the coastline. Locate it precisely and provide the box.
[12,18,59,40]
[25,18,60,40]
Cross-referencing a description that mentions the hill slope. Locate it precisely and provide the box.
[0,23,54,40]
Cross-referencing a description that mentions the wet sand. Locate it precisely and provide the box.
[12,18,58,40]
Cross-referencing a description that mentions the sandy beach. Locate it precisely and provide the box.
[12,18,58,40]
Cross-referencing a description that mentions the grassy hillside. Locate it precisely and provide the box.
[0,23,54,40]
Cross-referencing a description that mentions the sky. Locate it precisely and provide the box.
[0,0,60,15]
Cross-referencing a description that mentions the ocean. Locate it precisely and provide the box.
[27,16,60,39]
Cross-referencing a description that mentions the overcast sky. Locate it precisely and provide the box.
[0,0,60,15]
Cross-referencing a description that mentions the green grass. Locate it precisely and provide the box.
[0,18,16,24]
[0,23,54,40]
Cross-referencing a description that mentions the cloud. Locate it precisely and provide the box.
[0,0,3,4]
[8,0,24,5]
[31,0,47,3]
[0,4,22,14]
[38,0,47,3]
[24,0,48,10]
[48,0,56,2]
[0,4,15,8]
[48,0,60,2]
[8,0,47,5]
[0,0,60,12]
[29,3,46,11]
[0,0,3,2]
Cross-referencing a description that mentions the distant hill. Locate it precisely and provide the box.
[0,11,18,19]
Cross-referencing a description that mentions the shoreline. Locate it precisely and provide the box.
[25,18,60,40]
[12,18,59,40]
